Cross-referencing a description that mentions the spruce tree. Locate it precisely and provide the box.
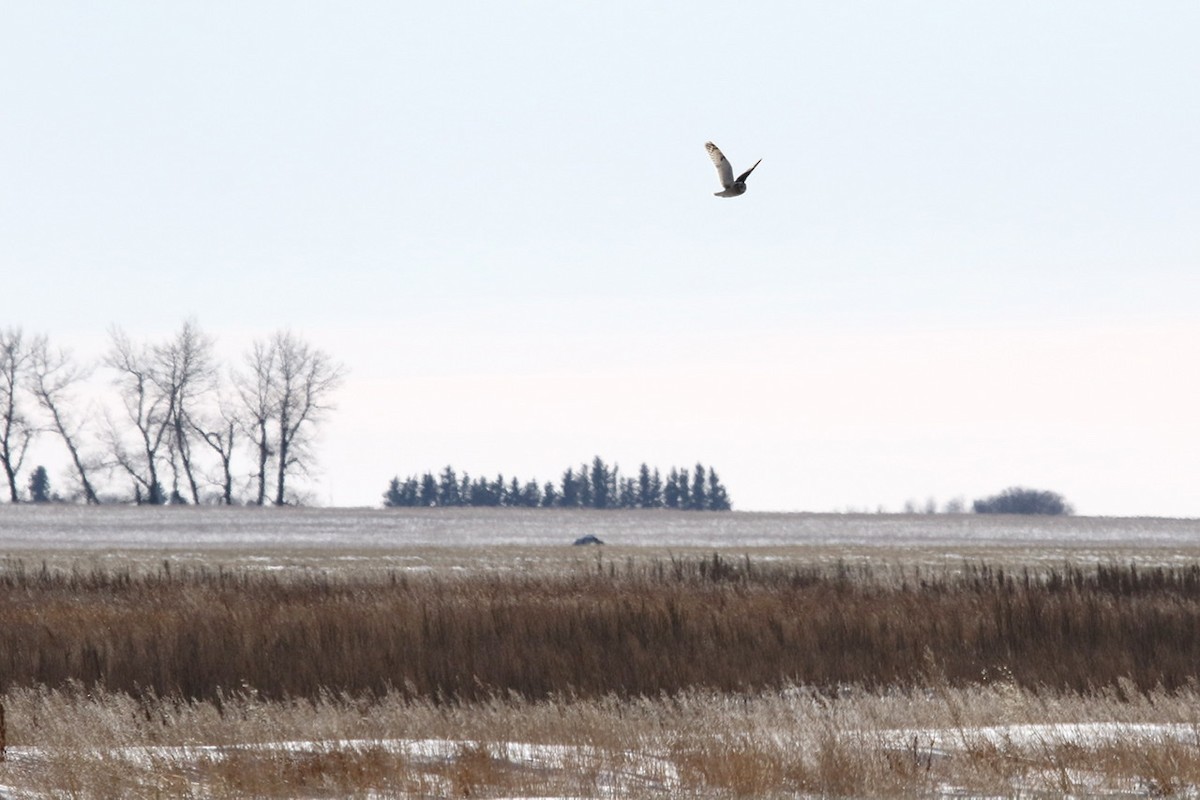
[619,477,637,508]
[384,476,420,507]
[590,456,610,509]
[678,467,691,509]
[520,480,542,507]
[690,463,707,510]
[578,463,593,507]
[707,467,731,510]
[419,472,439,506]
[664,468,680,508]
[478,476,502,506]
[27,465,52,503]
[637,463,653,508]
[383,476,404,507]
[439,466,461,506]
[559,467,579,507]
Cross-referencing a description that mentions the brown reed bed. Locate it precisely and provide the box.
[5,554,1200,797]
[3,555,1200,703]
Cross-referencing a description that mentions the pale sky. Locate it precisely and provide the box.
[3,2,1198,515]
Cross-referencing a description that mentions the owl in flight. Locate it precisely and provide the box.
[706,141,762,197]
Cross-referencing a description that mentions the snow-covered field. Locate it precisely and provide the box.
[0,504,1197,551]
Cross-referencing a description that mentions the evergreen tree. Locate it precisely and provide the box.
[28,465,51,503]
[578,463,592,508]
[509,476,522,506]
[590,456,610,509]
[637,463,653,508]
[618,477,637,508]
[419,472,439,506]
[707,467,731,510]
[541,480,559,507]
[559,467,579,507]
[632,463,664,508]
[459,473,471,505]
[439,466,462,506]
[520,479,542,507]
[473,475,492,506]
[385,476,417,507]
[678,467,691,509]
[664,468,681,509]
[383,477,404,507]
[689,463,707,510]
[134,481,166,506]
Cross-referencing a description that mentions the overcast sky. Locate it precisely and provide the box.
[3,2,1198,515]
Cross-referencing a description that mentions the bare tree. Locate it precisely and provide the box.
[0,328,37,501]
[153,320,215,504]
[271,333,345,506]
[237,339,276,506]
[104,328,173,504]
[236,331,345,506]
[190,386,241,506]
[28,336,101,504]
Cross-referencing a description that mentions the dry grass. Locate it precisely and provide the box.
[3,554,1200,796]
[2,682,1200,797]
[3,556,1200,701]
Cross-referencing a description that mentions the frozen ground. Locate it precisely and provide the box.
[0,504,1197,551]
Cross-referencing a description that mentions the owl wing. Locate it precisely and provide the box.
[705,142,735,189]
[736,159,762,184]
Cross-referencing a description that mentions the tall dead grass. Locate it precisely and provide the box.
[3,681,1200,798]
[5,549,1200,797]
[3,556,1200,702]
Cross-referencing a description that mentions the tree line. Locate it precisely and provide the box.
[384,457,732,510]
[0,322,345,505]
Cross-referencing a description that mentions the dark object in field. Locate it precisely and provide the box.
[573,534,604,546]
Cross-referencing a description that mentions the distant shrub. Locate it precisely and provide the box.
[973,486,1072,515]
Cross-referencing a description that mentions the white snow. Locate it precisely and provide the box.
[1,504,1198,551]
